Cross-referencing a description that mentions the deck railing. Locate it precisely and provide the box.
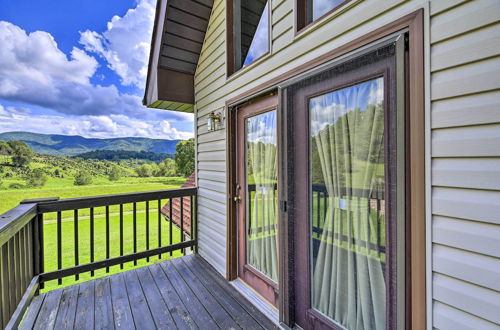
[0,187,197,329]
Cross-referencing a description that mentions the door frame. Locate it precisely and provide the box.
[226,9,424,329]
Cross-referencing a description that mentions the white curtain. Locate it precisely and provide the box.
[246,111,278,281]
[310,78,386,329]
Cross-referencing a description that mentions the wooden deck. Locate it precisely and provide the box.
[20,255,278,329]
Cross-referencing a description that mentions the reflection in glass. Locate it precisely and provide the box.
[246,110,278,281]
[233,0,269,71]
[310,78,386,329]
[308,0,346,22]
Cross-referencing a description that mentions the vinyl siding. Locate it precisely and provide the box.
[192,0,500,327]
[429,0,500,327]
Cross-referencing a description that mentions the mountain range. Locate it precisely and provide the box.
[0,131,181,156]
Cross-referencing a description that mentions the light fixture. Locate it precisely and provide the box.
[207,111,224,132]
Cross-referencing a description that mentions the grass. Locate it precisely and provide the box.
[0,175,188,292]
[42,208,185,292]
[0,176,186,215]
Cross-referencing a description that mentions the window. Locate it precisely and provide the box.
[296,0,348,31]
[227,0,270,75]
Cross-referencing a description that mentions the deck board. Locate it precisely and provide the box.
[135,266,177,329]
[21,255,277,329]
[94,277,114,329]
[54,284,79,329]
[74,280,95,330]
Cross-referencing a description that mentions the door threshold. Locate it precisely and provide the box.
[231,278,280,326]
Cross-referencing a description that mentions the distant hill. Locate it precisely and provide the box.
[0,131,181,156]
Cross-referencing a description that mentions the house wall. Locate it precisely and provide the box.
[192,0,500,328]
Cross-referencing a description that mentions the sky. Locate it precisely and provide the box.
[0,0,194,140]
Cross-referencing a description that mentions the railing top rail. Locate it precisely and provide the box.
[0,203,37,246]
[36,187,198,213]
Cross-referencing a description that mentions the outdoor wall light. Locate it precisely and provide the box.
[207,111,224,132]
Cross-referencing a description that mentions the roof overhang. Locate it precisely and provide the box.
[143,0,214,112]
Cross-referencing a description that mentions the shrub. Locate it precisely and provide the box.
[74,171,93,186]
[135,164,153,177]
[8,140,34,167]
[157,158,177,177]
[27,168,48,187]
[9,183,24,189]
[0,141,12,155]
[108,166,122,181]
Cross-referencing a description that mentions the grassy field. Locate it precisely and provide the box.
[0,176,185,214]
[0,175,188,291]
[42,208,185,292]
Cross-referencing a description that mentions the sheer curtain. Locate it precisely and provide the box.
[310,78,386,329]
[247,111,278,281]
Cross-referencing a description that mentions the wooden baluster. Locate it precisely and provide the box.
[169,199,173,257]
[0,243,8,327]
[146,201,150,262]
[74,209,79,281]
[90,207,95,276]
[194,195,198,253]
[120,204,124,269]
[18,228,25,296]
[133,202,137,266]
[56,211,62,285]
[158,199,162,259]
[8,239,16,315]
[190,195,194,253]
[106,205,110,273]
[180,197,185,256]
[37,213,44,290]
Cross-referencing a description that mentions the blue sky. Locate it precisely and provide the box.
[0,0,194,140]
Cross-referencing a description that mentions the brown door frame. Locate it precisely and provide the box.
[226,9,424,329]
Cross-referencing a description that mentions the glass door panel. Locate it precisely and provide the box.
[309,77,386,329]
[236,94,279,307]
[246,110,278,281]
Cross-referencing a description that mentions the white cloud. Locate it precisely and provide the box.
[0,21,98,90]
[0,106,193,140]
[79,0,155,88]
[0,20,148,117]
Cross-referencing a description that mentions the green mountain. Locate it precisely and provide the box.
[0,131,181,156]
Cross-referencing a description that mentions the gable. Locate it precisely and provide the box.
[143,0,214,112]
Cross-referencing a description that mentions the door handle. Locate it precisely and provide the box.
[234,196,242,203]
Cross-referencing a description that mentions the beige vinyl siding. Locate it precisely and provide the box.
[429,0,500,328]
[192,0,500,326]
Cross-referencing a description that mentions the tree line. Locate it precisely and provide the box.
[0,138,195,188]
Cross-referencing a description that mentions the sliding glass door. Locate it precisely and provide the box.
[289,42,405,329]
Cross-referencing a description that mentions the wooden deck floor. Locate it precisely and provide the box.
[20,255,278,329]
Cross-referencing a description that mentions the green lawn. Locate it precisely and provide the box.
[0,175,188,291]
[0,176,186,215]
[42,208,185,292]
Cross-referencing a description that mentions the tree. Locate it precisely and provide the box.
[158,158,177,177]
[27,168,48,187]
[0,141,12,155]
[8,140,34,167]
[108,166,122,181]
[74,170,93,186]
[175,138,195,177]
[135,164,153,177]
